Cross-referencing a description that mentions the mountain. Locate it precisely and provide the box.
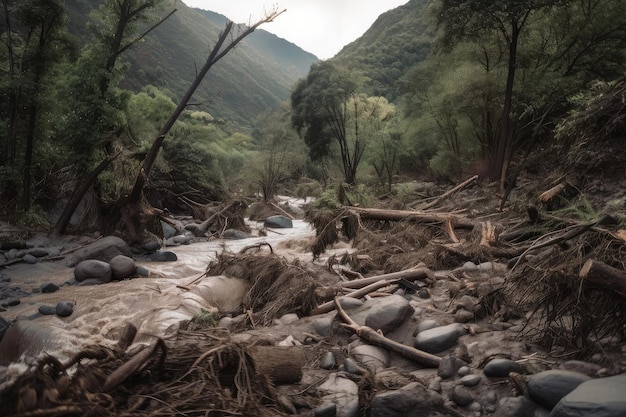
[66,0,318,130]
[332,0,432,101]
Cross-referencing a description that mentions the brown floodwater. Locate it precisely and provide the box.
[0,219,317,371]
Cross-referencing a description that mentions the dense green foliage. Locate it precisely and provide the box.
[1,0,624,230]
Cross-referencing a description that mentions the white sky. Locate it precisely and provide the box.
[181,0,409,59]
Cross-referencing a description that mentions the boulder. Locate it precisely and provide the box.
[74,259,112,282]
[109,255,136,280]
[318,373,359,417]
[369,382,444,417]
[264,215,293,228]
[66,236,132,266]
[55,301,74,317]
[414,323,467,354]
[527,369,591,409]
[347,294,413,334]
[551,373,626,417]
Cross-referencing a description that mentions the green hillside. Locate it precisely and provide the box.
[333,0,432,101]
[66,0,317,130]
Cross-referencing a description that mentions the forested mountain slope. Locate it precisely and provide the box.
[332,0,432,101]
[66,0,317,129]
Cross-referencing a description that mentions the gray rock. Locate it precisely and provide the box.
[369,382,444,417]
[457,365,470,376]
[320,351,336,370]
[527,369,591,409]
[492,396,537,417]
[66,236,132,266]
[314,402,337,417]
[319,373,359,417]
[222,229,249,239]
[161,221,177,239]
[450,385,474,407]
[38,304,56,315]
[7,298,20,306]
[551,373,626,417]
[343,358,363,375]
[264,215,293,228]
[461,374,482,387]
[142,240,161,253]
[148,251,177,262]
[55,301,74,317]
[414,323,467,354]
[454,308,475,323]
[0,316,9,340]
[483,358,524,378]
[135,265,150,277]
[438,355,465,379]
[313,315,336,337]
[23,254,38,264]
[171,234,190,244]
[74,259,112,282]
[28,248,49,257]
[417,319,439,333]
[109,255,136,280]
[351,344,390,371]
[40,283,59,293]
[559,360,602,377]
[337,296,364,310]
[353,294,413,333]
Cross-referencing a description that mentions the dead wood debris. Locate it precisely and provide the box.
[0,324,294,417]
[203,250,324,327]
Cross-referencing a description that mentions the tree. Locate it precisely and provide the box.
[291,61,367,186]
[247,106,307,202]
[54,0,175,234]
[0,0,70,211]
[107,9,286,242]
[435,0,559,192]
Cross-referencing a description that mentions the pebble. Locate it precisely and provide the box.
[320,352,336,370]
[109,255,136,280]
[351,344,389,371]
[370,382,444,417]
[450,385,473,407]
[343,358,363,375]
[483,358,524,378]
[148,251,178,262]
[460,374,482,387]
[40,283,59,293]
[6,298,20,306]
[438,355,465,379]
[74,259,112,282]
[28,248,49,257]
[457,366,470,376]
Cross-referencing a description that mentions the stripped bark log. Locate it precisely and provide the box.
[310,268,434,315]
[418,175,479,210]
[579,259,626,299]
[334,297,441,368]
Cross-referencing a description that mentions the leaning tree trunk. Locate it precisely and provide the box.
[113,10,285,243]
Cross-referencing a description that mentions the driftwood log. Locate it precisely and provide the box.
[579,259,626,299]
[310,268,433,315]
[334,298,441,368]
[248,346,305,384]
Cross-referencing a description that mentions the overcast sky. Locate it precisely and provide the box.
[181,0,409,59]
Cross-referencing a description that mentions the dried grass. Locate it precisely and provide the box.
[504,228,626,357]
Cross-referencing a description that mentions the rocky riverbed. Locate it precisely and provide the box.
[0,209,625,417]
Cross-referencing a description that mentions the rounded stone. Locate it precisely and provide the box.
[38,304,56,315]
[415,323,467,354]
[55,301,74,317]
[40,282,60,293]
[109,255,136,280]
[483,358,524,378]
[527,369,591,409]
[320,351,336,370]
[551,373,626,417]
[74,259,112,282]
[460,374,482,387]
[7,298,20,306]
[28,248,49,257]
[23,254,38,264]
[343,358,363,375]
[148,251,177,262]
[450,385,474,407]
